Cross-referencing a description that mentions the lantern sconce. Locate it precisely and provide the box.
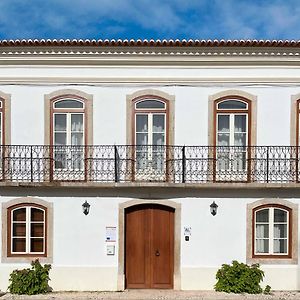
[82,201,91,215]
[210,201,218,216]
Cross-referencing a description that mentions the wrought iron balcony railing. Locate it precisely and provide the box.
[0,145,299,184]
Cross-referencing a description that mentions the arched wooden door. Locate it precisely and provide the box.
[125,204,174,289]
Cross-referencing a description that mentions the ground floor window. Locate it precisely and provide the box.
[8,204,46,256]
[247,199,298,264]
[254,206,289,256]
[2,197,53,263]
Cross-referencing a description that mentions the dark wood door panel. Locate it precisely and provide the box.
[151,206,174,288]
[125,204,174,289]
[125,207,150,288]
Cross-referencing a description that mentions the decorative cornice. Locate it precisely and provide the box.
[0,39,299,48]
[0,39,298,64]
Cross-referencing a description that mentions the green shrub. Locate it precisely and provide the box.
[215,260,266,294]
[8,259,51,295]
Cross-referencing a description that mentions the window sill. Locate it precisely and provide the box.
[247,257,297,265]
[2,256,52,264]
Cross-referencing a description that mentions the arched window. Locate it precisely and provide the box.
[215,97,249,148]
[7,203,47,256]
[296,99,300,146]
[132,96,169,180]
[51,96,86,180]
[253,205,291,257]
[0,99,3,145]
[214,96,251,181]
[134,98,167,147]
[52,98,85,149]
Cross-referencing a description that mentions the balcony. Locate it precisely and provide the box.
[0,145,299,185]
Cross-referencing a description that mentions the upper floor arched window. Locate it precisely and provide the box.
[215,97,250,148]
[296,99,300,146]
[133,97,169,148]
[132,95,170,180]
[52,98,85,149]
[50,95,87,178]
[213,95,252,181]
[0,99,3,145]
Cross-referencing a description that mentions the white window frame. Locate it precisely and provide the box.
[11,206,45,255]
[0,100,2,145]
[216,113,248,147]
[52,99,85,173]
[254,207,289,256]
[215,99,249,181]
[53,112,85,146]
[135,112,166,146]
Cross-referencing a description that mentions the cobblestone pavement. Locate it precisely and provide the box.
[1,290,300,300]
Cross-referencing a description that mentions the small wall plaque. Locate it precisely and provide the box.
[106,245,115,255]
[106,226,116,242]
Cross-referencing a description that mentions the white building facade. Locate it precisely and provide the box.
[0,39,299,291]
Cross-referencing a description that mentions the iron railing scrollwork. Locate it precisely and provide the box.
[0,145,299,184]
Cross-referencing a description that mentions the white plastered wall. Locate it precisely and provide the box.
[0,195,298,291]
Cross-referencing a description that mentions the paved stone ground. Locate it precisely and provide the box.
[1,290,300,300]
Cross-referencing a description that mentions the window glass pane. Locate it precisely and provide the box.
[136,133,148,145]
[12,238,26,252]
[54,99,83,109]
[71,114,83,132]
[54,152,66,169]
[274,239,287,254]
[71,152,84,170]
[13,208,26,221]
[256,224,269,238]
[71,133,83,146]
[232,152,247,170]
[54,114,66,131]
[136,151,148,170]
[274,224,287,238]
[216,152,230,170]
[274,209,287,223]
[153,115,165,132]
[13,224,26,237]
[217,133,229,146]
[153,133,165,145]
[31,223,44,237]
[256,209,269,222]
[31,208,44,221]
[136,115,148,132]
[136,100,165,109]
[30,238,44,252]
[0,113,2,144]
[152,152,164,170]
[234,115,246,132]
[55,133,67,145]
[217,115,229,132]
[234,133,246,146]
[218,100,247,109]
[255,239,269,253]
[0,100,2,108]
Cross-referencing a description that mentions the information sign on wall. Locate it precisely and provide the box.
[106,226,116,242]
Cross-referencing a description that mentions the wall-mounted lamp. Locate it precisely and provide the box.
[82,201,90,215]
[210,201,218,216]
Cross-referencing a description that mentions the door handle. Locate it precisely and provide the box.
[155,250,160,256]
